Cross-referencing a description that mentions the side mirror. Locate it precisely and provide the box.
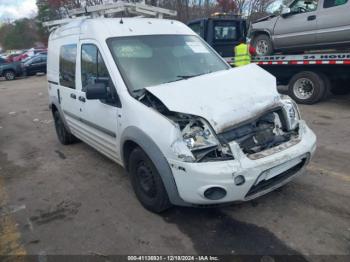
[281,7,291,16]
[86,83,108,100]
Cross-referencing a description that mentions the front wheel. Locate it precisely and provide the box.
[288,71,326,104]
[129,147,171,213]
[252,34,273,56]
[4,70,15,81]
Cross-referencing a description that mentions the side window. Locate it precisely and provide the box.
[290,0,318,13]
[324,0,348,8]
[81,44,112,92]
[32,57,41,63]
[214,22,237,41]
[59,44,77,89]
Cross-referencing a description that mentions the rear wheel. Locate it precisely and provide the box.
[129,147,171,213]
[252,34,273,56]
[288,71,326,104]
[4,70,15,81]
[53,110,78,145]
[319,73,332,100]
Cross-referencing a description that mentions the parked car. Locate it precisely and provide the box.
[0,61,23,80]
[48,18,316,212]
[22,54,47,76]
[0,57,7,64]
[249,0,350,55]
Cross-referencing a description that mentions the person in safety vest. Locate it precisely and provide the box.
[234,39,256,67]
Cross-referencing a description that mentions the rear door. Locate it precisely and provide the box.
[273,0,319,49]
[75,41,121,162]
[316,0,350,45]
[28,57,41,74]
[30,56,46,74]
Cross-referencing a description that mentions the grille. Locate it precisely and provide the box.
[245,157,307,198]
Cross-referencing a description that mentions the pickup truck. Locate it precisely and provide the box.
[0,58,23,80]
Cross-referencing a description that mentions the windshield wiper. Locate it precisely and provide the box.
[132,89,146,99]
[176,72,208,79]
[163,72,210,84]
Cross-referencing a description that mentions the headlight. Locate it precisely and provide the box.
[171,115,233,162]
[281,95,301,131]
[182,119,218,151]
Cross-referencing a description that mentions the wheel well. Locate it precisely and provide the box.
[123,140,140,172]
[251,31,270,41]
[4,69,15,74]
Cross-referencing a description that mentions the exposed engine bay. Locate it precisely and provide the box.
[139,91,299,162]
[218,110,299,156]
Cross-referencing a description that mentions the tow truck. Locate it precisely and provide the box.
[248,53,350,104]
[188,13,247,58]
[189,14,350,105]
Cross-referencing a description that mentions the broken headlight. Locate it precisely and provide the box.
[173,116,233,162]
[281,95,301,131]
[182,119,218,151]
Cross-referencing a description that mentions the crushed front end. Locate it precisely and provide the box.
[166,99,317,205]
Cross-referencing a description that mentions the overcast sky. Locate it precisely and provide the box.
[0,0,38,21]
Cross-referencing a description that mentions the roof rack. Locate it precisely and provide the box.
[43,1,177,30]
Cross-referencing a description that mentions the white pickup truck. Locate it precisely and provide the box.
[47,18,316,213]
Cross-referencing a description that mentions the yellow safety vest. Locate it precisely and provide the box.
[234,43,251,67]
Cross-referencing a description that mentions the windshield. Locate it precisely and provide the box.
[107,35,229,95]
[266,0,285,14]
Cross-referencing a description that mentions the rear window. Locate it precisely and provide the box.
[324,0,348,8]
[214,21,238,41]
[59,44,77,89]
[189,22,203,38]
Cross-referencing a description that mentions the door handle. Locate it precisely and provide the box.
[78,96,86,103]
[307,15,316,21]
[70,93,76,99]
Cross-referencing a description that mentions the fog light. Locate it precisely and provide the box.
[234,175,245,186]
[204,187,227,200]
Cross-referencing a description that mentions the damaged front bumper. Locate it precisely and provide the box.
[168,120,316,205]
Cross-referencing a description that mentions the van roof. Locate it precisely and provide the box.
[50,18,195,41]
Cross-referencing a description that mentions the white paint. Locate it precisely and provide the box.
[146,64,279,133]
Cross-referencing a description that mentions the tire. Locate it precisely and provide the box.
[53,110,77,145]
[4,70,15,81]
[319,73,332,100]
[252,34,273,56]
[129,147,171,213]
[288,71,326,105]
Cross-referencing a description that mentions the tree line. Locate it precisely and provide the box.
[0,0,274,50]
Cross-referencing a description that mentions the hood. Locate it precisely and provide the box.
[252,14,276,23]
[145,64,282,134]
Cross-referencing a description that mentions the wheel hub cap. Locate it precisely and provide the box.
[256,40,268,55]
[137,163,156,198]
[293,78,315,100]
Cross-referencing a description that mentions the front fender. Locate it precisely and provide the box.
[120,126,188,206]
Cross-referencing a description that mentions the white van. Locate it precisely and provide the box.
[47,18,317,213]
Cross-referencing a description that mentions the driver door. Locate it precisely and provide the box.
[273,0,319,49]
[76,41,122,162]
